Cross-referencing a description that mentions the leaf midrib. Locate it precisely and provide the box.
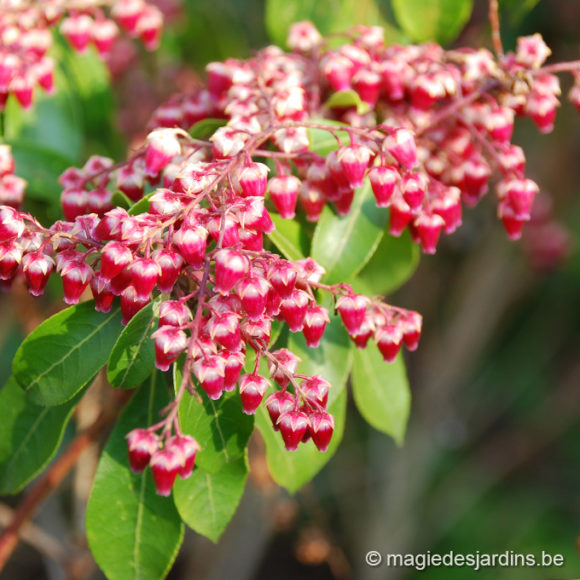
[22,307,120,392]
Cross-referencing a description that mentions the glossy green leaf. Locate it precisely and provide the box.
[189,118,227,139]
[265,0,406,47]
[268,213,309,261]
[356,229,420,295]
[257,386,347,494]
[8,140,76,204]
[177,368,254,474]
[112,191,133,210]
[4,67,83,162]
[108,301,159,389]
[307,118,350,157]
[352,342,411,444]
[173,457,248,543]
[54,41,119,156]
[256,305,353,492]
[129,192,155,216]
[324,90,370,114]
[311,180,388,284]
[392,0,474,44]
[0,377,84,494]
[502,0,541,24]
[86,375,184,580]
[13,301,123,406]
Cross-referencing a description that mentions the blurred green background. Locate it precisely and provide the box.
[2,1,580,579]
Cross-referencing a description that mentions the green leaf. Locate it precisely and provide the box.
[0,377,84,494]
[324,90,370,114]
[351,342,411,444]
[178,385,254,474]
[189,118,227,139]
[173,457,248,543]
[128,192,155,216]
[108,301,159,390]
[8,140,75,204]
[307,118,350,157]
[268,213,309,261]
[311,180,388,284]
[257,386,347,494]
[256,305,353,493]
[59,44,115,143]
[391,0,474,44]
[86,375,184,580]
[265,0,406,48]
[13,301,123,406]
[502,0,541,24]
[4,67,83,162]
[356,229,420,295]
[112,191,133,210]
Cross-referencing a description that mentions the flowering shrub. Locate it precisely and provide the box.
[0,0,578,577]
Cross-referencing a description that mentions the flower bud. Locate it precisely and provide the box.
[152,326,187,371]
[308,412,335,452]
[193,355,225,400]
[302,305,330,348]
[368,166,398,207]
[236,274,271,319]
[224,351,245,391]
[150,445,184,497]
[173,223,208,268]
[60,259,93,304]
[336,144,373,189]
[266,391,295,429]
[100,242,133,281]
[126,428,160,473]
[0,206,24,242]
[302,375,331,408]
[169,435,201,479]
[214,249,249,295]
[22,251,54,296]
[239,374,270,414]
[268,348,301,388]
[128,257,160,300]
[375,324,403,362]
[268,175,300,219]
[280,289,309,332]
[239,162,269,197]
[383,128,418,170]
[145,129,182,178]
[277,410,309,451]
[336,294,369,335]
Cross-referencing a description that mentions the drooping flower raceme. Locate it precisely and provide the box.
[1,21,578,495]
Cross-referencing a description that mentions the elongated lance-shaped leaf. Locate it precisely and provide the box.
[352,342,411,445]
[256,301,353,493]
[311,180,388,285]
[13,301,123,406]
[268,213,308,261]
[176,359,254,475]
[86,374,184,580]
[354,229,420,296]
[0,376,86,494]
[108,301,159,389]
[392,0,474,45]
[265,0,406,48]
[173,456,248,543]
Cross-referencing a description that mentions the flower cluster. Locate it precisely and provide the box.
[1,21,579,496]
[0,0,163,109]
[148,24,580,249]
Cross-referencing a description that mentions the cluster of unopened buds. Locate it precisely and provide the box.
[0,0,162,109]
[1,21,579,496]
